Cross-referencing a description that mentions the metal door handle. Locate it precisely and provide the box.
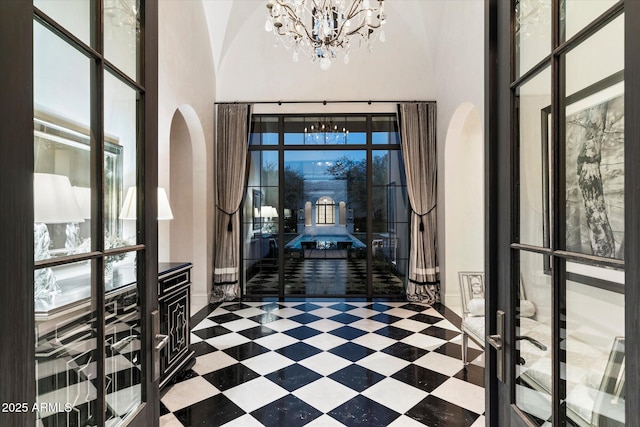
[155,333,169,351]
[492,310,505,382]
[516,335,547,351]
[487,334,502,350]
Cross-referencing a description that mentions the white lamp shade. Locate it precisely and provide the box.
[34,173,85,223]
[72,186,92,219]
[157,187,174,220]
[260,206,278,218]
[119,187,174,220]
[119,187,137,220]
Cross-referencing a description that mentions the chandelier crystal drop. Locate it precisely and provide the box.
[265,0,386,70]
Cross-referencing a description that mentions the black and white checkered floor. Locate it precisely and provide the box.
[160,301,485,427]
[246,259,405,296]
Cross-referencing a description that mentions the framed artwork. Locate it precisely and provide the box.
[540,71,624,290]
[564,71,624,260]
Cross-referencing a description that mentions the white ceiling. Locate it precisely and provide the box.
[199,0,470,103]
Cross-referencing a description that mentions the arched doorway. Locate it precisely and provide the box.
[444,103,484,316]
[168,105,208,309]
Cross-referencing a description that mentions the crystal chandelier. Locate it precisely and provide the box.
[265,0,387,70]
[304,119,349,144]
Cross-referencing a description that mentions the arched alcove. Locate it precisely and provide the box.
[168,104,208,309]
[443,103,484,316]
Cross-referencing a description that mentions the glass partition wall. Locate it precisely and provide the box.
[32,1,149,426]
[510,1,625,425]
[244,114,409,298]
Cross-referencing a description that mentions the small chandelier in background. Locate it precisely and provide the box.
[304,120,349,144]
[265,0,386,70]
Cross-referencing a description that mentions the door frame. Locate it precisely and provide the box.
[485,0,639,426]
[0,1,159,426]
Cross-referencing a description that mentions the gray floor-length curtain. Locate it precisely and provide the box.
[211,103,252,302]
[398,102,440,304]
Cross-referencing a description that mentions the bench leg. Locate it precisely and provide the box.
[462,331,469,365]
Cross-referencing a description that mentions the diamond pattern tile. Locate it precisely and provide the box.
[160,301,485,426]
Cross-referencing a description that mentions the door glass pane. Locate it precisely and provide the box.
[515,0,551,78]
[563,262,624,426]
[372,150,408,295]
[563,0,619,41]
[244,150,280,296]
[564,16,624,259]
[34,0,91,46]
[104,0,140,81]
[34,20,92,271]
[517,67,551,248]
[104,71,138,249]
[34,260,96,426]
[104,72,142,424]
[516,251,552,425]
[105,253,141,424]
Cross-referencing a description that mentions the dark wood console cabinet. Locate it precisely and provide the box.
[158,262,195,388]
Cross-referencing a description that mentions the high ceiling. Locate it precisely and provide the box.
[198,1,474,102]
[202,1,448,73]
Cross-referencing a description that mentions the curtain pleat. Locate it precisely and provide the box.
[398,102,440,304]
[211,103,252,303]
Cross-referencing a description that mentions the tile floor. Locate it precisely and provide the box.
[245,259,405,296]
[160,301,485,427]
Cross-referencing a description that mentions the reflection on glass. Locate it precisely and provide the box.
[515,0,552,78]
[34,0,91,47]
[104,0,140,81]
[564,263,624,426]
[105,71,138,250]
[517,67,551,248]
[565,16,624,259]
[372,150,408,295]
[105,252,136,292]
[516,251,552,425]
[34,21,92,264]
[34,260,96,425]
[563,0,619,41]
[244,150,280,296]
[565,14,624,97]
[104,267,142,424]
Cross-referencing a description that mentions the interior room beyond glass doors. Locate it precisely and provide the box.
[243,114,409,298]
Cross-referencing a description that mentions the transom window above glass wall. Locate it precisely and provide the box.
[283,115,367,145]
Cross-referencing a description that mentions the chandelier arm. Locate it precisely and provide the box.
[273,0,319,44]
[331,2,382,44]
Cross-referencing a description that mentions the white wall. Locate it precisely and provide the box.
[443,104,484,316]
[433,0,485,306]
[159,1,217,313]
